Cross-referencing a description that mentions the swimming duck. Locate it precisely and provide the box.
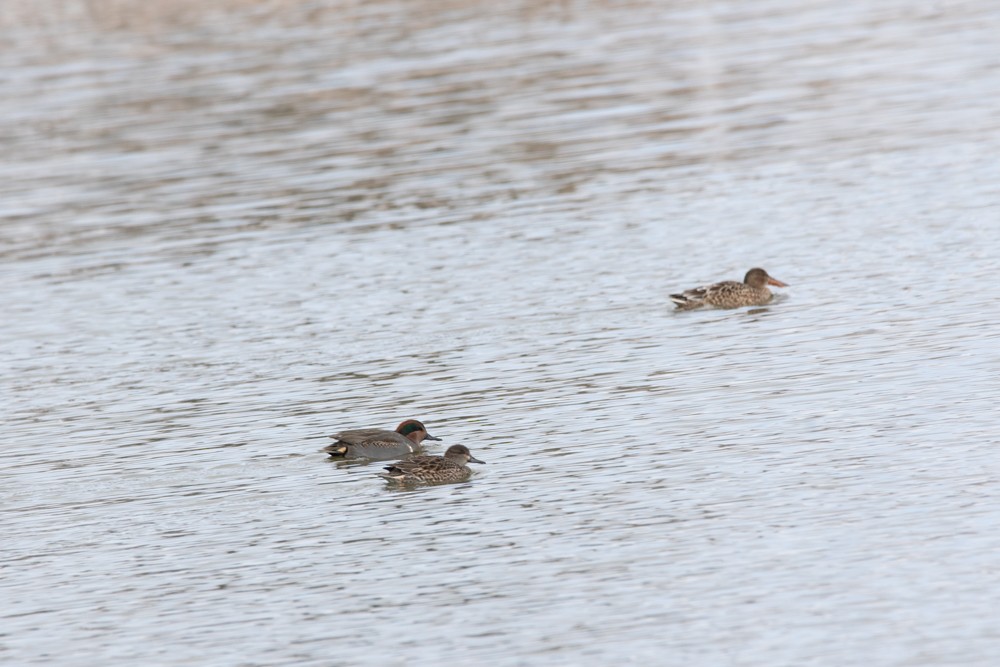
[379,445,485,485]
[670,267,788,310]
[324,419,440,460]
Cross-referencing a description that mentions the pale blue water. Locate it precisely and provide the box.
[3,1,1000,665]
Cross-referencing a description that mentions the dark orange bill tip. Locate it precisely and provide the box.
[767,277,789,287]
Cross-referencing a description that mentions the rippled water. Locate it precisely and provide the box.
[3,0,1000,664]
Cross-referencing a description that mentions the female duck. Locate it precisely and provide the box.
[670,267,788,310]
[380,445,485,485]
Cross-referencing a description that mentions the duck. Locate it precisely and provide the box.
[324,419,440,460]
[670,267,788,310]
[379,445,485,485]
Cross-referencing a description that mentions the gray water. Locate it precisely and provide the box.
[3,0,1000,664]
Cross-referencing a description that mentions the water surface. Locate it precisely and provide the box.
[3,1,1000,665]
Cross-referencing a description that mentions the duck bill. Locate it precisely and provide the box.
[767,277,789,287]
[424,434,442,441]
[468,456,486,464]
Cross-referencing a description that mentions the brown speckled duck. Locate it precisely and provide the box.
[670,267,788,310]
[324,419,440,460]
[379,445,485,485]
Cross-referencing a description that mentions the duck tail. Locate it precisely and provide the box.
[670,292,703,310]
[379,465,406,482]
[323,442,348,457]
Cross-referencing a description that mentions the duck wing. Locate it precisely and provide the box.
[328,428,398,446]
[324,428,415,457]
[670,285,710,310]
[382,454,438,473]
